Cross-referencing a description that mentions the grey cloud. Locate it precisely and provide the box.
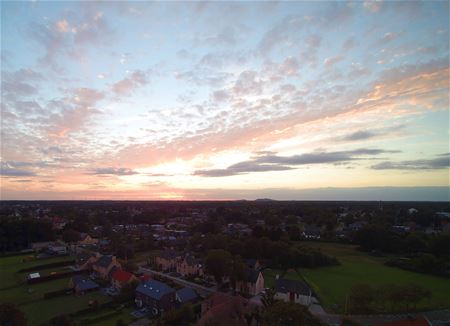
[195,148,400,177]
[0,161,41,177]
[342,130,378,141]
[90,167,138,175]
[371,154,450,170]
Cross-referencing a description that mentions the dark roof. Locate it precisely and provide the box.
[136,280,175,300]
[72,275,99,291]
[246,269,261,283]
[245,259,259,269]
[159,250,181,260]
[76,252,95,264]
[275,278,311,296]
[184,255,202,266]
[95,255,113,268]
[176,287,199,303]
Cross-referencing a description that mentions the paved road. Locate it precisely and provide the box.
[138,266,217,297]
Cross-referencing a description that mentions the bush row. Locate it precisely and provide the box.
[44,288,73,299]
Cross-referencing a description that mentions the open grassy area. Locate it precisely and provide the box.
[75,306,136,326]
[0,254,111,325]
[296,242,450,313]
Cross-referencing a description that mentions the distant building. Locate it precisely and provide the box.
[302,225,321,240]
[92,255,121,280]
[177,255,204,277]
[78,233,98,245]
[155,250,182,272]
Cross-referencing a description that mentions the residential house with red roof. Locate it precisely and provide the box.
[111,269,138,290]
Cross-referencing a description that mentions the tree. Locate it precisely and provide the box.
[230,256,247,290]
[123,260,138,273]
[160,305,194,325]
[116,319,127,326]
[62,229,80,243]
[205,249,233,284]
[261,288,276,309]
[0,303,26,326]
[263,301,322,326]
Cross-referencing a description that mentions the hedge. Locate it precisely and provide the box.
[44,288,73,299]
[19,259,75,273]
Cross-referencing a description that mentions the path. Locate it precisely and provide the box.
[138,266,217,297]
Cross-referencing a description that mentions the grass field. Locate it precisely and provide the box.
[0,254,111,325]
[296,242,450,313]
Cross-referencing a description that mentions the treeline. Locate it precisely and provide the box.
[0,218,55,253]
[190,234,338,269]
[386,255,450,278]
[354,225,450,256]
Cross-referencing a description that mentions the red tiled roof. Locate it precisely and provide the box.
[112,269,134,283]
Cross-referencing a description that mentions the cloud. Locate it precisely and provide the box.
[2,69,44,100]
[90,167,139,175]
[382,32,401,43]
[342,130,378,141]
[371,154,450,170]
[46,88,104,137]
[324,55,344,67]
[195,148,400,177]
[0,161,47,177]
[111,70,150,96]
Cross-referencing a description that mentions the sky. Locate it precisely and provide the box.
[1,1,449,201]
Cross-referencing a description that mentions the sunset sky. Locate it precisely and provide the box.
[1,1,449,201]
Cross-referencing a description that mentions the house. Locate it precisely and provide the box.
[92,255,121,279]
[177,255,203,277]
[111,269,138,290]
[135,280,176,315]
[75,251,99,270]
[47,241,68,255]
[302,225,321,240]
[199,293,251,326]
[79,233,99,245]
[155,250,182,272]
[176,287,200,306]
[235,269,264,296]
[69,275,99,294]
[275,276,312,306]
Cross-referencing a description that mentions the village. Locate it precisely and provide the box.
[1,201,450,325]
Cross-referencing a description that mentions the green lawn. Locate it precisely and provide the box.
[0,255,72,289]
[75,306,137,326]
[296,242,450,313]
[0,254,112,325]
